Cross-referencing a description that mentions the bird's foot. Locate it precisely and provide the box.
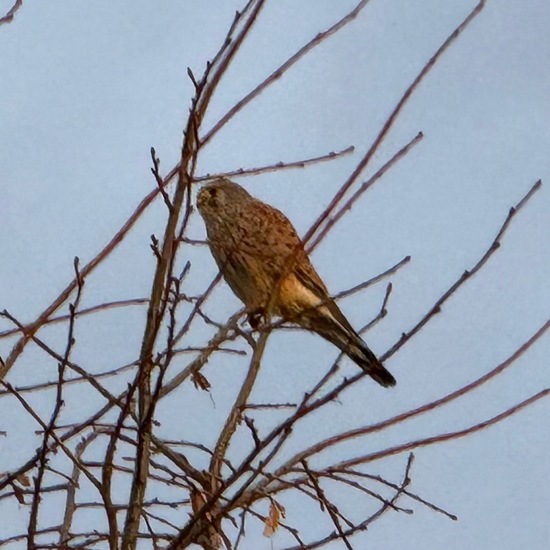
[247,308,266,330]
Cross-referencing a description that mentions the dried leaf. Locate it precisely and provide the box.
[190,486,207,513]
[17,474,31,487]
[11,482,25,504]
[263,500,285,537]
[190,487,222,549]
[192,371,211,391]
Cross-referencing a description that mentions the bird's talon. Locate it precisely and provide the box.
[247,309,265,330]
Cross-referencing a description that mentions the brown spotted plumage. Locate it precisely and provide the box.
[196,178,395,387]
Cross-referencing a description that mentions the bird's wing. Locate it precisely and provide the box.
[241,200,357,335]
[293,256,357,336]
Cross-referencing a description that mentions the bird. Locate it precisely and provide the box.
[196,178,396,387]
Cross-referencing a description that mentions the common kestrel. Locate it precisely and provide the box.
[197,178,395,387]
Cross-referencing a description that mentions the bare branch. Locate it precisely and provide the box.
[195,145,355,182]
[0,0,22,26]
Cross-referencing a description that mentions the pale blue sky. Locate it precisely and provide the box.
[1,1,549,548]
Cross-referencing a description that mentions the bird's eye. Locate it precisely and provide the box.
[206,187,222,207]
[198,186,223,209]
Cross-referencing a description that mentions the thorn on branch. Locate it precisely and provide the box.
[169,276,181,299]
[150,147,173,212]
[150,234,162,262]
[187,67,199,90]
[73,256,83,289]
[178,261,191,283]
[243,416,260,448]
[380,283,393,318]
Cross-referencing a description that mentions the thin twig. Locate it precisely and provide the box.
[308,132,423,251]
[301,460,354,550]
[302,2,487,254]
[334,389,550,469]
[251,316,550,495]
[201,0,374,146]
[0,0,22,25]
[194,145,355,182]
[29,258,84,549]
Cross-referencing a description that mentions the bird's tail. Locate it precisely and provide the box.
[341,333,396,387]
[307,313,396,388]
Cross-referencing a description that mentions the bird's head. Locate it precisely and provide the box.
[197,178,251,218]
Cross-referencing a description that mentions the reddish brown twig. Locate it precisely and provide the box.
[0,0,22,25]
